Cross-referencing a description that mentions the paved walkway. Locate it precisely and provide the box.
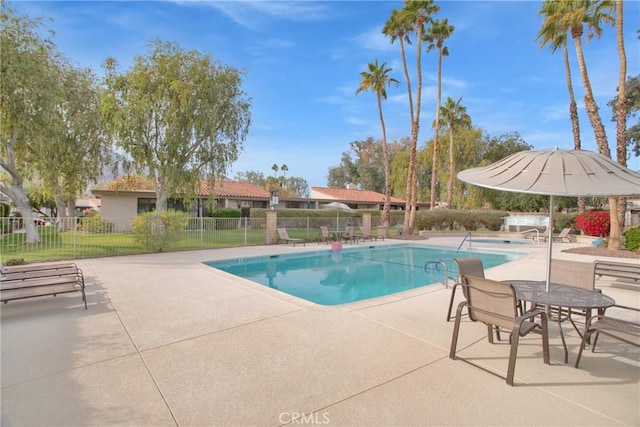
[1,238,639,426]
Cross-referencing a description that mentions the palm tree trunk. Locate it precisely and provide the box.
[409,24,425,234]
[430,47,444,209]
[446,127,455,208]
[573,32,620,249]
[399,38,415,235]
[563,43,585,213]
[377,95,391,228]
[615,0,628,233]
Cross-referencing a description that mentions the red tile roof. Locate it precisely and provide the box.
[312,187,405,204]
[198,181,270,198]
[94,180,270,199]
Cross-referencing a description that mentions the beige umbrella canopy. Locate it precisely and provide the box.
[458,148,640,290]
[457,148,640,197]
[322,202,354,231]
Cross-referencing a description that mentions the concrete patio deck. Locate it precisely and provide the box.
[1,237,639,426]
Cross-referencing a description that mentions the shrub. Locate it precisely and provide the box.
[623,227,640,252]
[475,210,508,231]
[211,208,242,230]
[554,212,578,234]
[78,213,114,233]
[4,258,26,266]
[574,211,610,237]
[131,210,189,252]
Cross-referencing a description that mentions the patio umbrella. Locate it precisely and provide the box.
[322,201,353,231]
[457,148,640,290]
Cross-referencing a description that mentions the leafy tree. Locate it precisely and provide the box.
[465,132,533,209]
[424,18,454,210]
[327,138,389,191]
[234,170,267,187]
[234,169,308,197]
[44,63,107,230]
[1,4,59,242]
[356,59,399,227]
[104,174,154,191]
[101,40,251,212]
[439,97,471,209]
[389,138,411,198]
[281,176,309,198]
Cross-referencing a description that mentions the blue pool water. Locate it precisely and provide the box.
[205,244,524,306]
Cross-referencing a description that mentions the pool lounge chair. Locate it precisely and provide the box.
[276,228,305,247]
[318,226,331,244]
[540,227,572,243]
[358,226,374,241]
[341,226,358,244]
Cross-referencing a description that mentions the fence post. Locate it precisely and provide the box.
[266,211,277,244]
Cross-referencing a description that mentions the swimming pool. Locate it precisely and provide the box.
[205,244,524,305]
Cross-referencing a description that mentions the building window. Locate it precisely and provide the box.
[138,198,156,213]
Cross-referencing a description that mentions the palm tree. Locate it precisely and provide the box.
[543,0,619,248]
[356,59,399,228]
[383,0,439,234]
[438,97,471,209]
[614,0,628,231]
[424,18,454,210]
[280,163,288,187]
[537,1,584,212]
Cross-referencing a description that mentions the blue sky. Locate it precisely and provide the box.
[14,1,640,188]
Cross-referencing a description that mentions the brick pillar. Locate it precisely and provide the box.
[363,213,372,231]
[266,211,277,244]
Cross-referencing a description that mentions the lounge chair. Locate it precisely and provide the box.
[318,226,331,244]
[358,226,374,241]
[375,226,387,241]
[341,226,358,244]
[446,257,485,322]
[276,228,305,247]
[450,275,550,386]
[575,304,640,368]
[540,228,572,243]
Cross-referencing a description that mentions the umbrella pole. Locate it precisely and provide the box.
[545,195,555,292]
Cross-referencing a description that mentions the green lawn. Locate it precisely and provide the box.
[0,227,324,263]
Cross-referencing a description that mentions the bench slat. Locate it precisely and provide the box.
[2,263,77,274]
[594,261,640,282]
[1,283,86,309]
[1,276,82,291]
[2,268,81,281]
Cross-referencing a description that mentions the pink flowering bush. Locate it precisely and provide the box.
[574,211,610,237]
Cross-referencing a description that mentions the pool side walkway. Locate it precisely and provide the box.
[1,237,639,426]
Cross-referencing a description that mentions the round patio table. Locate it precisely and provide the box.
[506,280,615,363]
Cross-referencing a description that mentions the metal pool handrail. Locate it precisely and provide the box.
[456,232,472,252]
[424,260,454,288]
[520,228,540,244]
